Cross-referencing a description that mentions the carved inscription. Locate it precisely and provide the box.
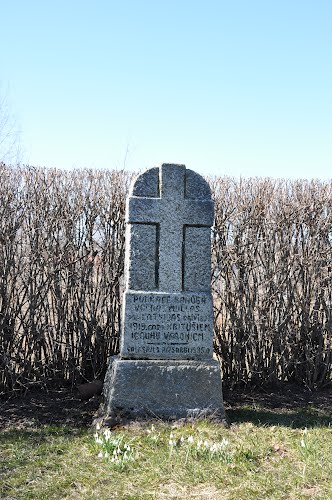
[121,292,214,360]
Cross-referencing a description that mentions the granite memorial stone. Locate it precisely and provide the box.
[103,163,225,420]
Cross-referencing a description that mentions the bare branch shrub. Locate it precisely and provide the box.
[0,164,130,394]
[210,176,332,389]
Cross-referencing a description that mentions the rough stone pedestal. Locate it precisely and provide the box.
[103,357,224,420]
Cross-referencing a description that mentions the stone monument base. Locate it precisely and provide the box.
[101,357,225,423]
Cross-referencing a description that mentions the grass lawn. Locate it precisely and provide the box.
[0,388,331,499]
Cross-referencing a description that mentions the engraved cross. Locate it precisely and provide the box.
[127,164,213,293]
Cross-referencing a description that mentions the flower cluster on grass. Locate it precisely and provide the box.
[94,426,135,467]
[168,431,231,462]
[146,424,161,444]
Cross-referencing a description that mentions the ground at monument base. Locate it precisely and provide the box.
[1,386,331,499]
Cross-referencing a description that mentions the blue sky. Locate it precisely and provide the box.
[1,0,331,179]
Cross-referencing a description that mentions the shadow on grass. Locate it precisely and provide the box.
[1,386,331,431]
[227,408,331,429]
[0,425,87,443]
[224,384,332,428]
[0,389,101,430]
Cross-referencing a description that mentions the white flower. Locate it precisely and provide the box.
[170,432,174,439]
[96,423,101,431]
[300,439,306,448]
[103,429,111,441]
[104,452,109,458]
[98,451,103,458]
[95,438,103,445]
[151,424,155,431]
[203,440,209,448]
[187,436,194,444]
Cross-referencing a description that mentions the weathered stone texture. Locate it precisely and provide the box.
[183,226,212,291]
[105,359,224,418]
[126,224,158,291]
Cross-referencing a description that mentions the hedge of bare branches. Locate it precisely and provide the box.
[0,164,331,395]
[211,177,332,390]
[0,164,129,395]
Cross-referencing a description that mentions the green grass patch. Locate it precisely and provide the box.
[1,409,331,499]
